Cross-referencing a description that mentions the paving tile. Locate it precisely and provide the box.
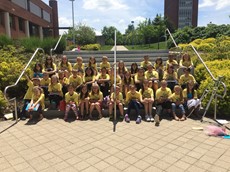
[123,165,142,172]
[144,166,163,172]
[101,166,120,172]
[74,161,90,171]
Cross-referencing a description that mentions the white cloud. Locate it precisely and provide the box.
[82,0,129,11]
[133,16,146,23]
[199,0,230,10]
[118,19,125,24]
[59,17,72,27]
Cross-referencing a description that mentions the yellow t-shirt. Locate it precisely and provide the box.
[126,91,141,103]
[166,60,178,68]
[88,63,97,71]
[59,77,69,85]
[69,75,83,88]
[89,91,103,101]
[100,62,110,70]
[84,75,95,83]
[155,87,172,100]
[43,63,57,71]
[179,74,196,85]
[139,88,153,99]
[169,93,183,102]
[179,60,193,67]
[97,73,110,80]
[145,71,159,80]
[31,93,45,109]
[163,71,178,80]
[122,78,134,86]
[134,74,146,83]
[154,63,164,70]
[73,63,85,71]
[182,88,198,99]
[48,83,63,96]
[140,61,152,69]
[58,62,72,72]
[24,80,34,100]
[110,75,121,85]
[110,92,124,103]
[40,78,51,86]
[65,92,78,105]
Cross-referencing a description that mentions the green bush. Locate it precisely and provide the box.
[0,90,7,117]
[195,60,230,116]
[81,44,101,50]
[0,35,13,48]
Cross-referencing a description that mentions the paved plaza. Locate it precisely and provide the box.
[0,117,230,172]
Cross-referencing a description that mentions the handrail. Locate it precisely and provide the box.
[4,48,45,122]
[50,31,67,57]
[165,28,179,48]
[189,44,227,99]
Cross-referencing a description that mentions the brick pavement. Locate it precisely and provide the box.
[0,117,230,172]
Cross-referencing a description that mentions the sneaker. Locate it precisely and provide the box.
[124,114,130,123]
[145,115,150,122]
[119,115,124,122]
[136,115,142,124]
[155,114,160,126]
[150,115,154,122]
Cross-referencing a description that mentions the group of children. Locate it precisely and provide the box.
[22,53,201,126]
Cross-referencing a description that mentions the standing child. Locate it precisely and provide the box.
[89,83,103,119]
[154,57,164,81]
[169,85,186,121]
[48,75,63,109]
[64,84,79,121]
[139,80,154,122]
[163,65,178,91]
[26,86,44,121]
[96,67,110,97]
[109,86,124,121]
[58,70,69,96]
[125,85,142,124]
[79,84,89,119]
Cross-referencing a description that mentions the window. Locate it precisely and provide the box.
[19,17,25,32]
[0,12,4,26]
[9,15,16,30]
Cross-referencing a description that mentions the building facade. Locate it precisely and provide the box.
[164,0,198,29]
[0,0,59,39]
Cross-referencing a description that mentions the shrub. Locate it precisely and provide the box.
[81,44,101,50]
[0,35,13,48]
[195,60,230,117]
[0,90,8,117]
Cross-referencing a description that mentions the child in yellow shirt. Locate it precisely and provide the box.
[64,84,79,121]
[89,83,103,119]
[139,80,154,122]
[125,85,142,124]
[169,85,186,121]
[109,86,124,121]
[79,84,89,119]
[26,86,44,121]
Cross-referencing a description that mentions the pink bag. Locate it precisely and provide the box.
[204,125,227,136]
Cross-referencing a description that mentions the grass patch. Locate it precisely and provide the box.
[100,45,113,51]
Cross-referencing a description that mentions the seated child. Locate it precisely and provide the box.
[109,86,124,121]
[139,80,154,122]
[169,85,186,121]
[155,80,172,126]
[124,85,142,124]
[79,84,89,119]
[64,84,79,121]
[26,86,44,121]
[89,83,103,119]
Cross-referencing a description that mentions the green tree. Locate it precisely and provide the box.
[68,23,96,46]
[101,26,123,45]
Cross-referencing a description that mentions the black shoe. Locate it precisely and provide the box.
[109,116,113,121]
[21,116,26,120]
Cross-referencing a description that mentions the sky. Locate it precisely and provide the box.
[43,0,230,35]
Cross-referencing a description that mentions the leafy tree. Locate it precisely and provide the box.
[101,26,123,45]
[68,23,96,46]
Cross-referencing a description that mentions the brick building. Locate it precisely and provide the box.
[164,0,198,29]
[0,0,59,39]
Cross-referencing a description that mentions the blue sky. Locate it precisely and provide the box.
[43,0,230,35]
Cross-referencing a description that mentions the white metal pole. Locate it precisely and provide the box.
[113,30,117,124]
